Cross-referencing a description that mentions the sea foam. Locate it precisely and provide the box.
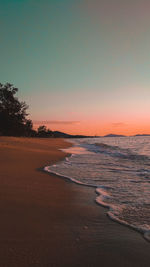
[45,136,150,242]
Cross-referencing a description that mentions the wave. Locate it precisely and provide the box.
[44,165,97,188]
[44,163,150,243]
[95,187,150,242]
[82,142,150,162]
[44,137,150,243]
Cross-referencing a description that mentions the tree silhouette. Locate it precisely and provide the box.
[0,83,33,136]
[37,125,53,137]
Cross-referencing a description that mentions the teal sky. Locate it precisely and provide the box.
[1,0,150,135]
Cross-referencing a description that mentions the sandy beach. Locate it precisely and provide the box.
[0,136,150,267]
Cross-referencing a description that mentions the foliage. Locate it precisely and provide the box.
[0,82,85,138]
[37,125,53,137]
[0,83,33,136]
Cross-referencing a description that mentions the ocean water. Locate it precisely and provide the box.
[45,136,150,242]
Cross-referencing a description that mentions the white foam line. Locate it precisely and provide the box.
[95,188,150,242]
[44,166,96,187]
[44,140,150,243]
[45,165,150,242]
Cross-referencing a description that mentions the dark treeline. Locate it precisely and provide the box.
[0,83,87,138]
[0,83,35,137]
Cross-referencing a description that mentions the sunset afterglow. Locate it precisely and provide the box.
[1,0,150,135]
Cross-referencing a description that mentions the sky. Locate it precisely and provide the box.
[1,0,150,135]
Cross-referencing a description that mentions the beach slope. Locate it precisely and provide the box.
[0,137,150,267]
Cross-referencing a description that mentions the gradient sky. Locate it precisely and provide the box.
[1,0,150,135]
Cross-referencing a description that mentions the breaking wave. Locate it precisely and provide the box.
[45,136,150,242]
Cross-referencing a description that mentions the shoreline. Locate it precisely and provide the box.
[0,136,150,266]
[44,141,150,243]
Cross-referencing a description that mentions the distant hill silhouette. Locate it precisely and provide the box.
[104,134,125,137]
[52,131,89,138]
[134,134,150,137]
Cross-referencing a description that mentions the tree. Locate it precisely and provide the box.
[0,83,33,136]
[24,119,36,137]
[37,125,53,137]
[37,125,47,137]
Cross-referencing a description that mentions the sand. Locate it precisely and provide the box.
[0,136,150,267]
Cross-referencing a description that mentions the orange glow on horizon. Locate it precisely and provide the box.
[33,120,150,136]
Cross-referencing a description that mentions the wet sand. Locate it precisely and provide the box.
[0,136,150,267]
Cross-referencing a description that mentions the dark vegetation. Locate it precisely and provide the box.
[0,83,35,137]
[0,83,88,138]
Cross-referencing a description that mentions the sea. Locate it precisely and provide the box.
[44,136,150,242]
